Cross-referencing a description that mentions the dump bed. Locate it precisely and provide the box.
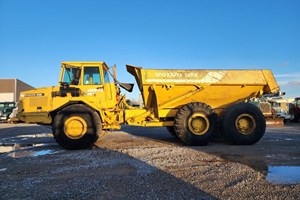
[127,65,280,110]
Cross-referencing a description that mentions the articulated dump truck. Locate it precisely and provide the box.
[17,62,280,149]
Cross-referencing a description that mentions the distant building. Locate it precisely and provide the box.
[0,79,34,102]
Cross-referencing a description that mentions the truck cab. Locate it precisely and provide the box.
[55,62,118,108]
[18,62,119,126]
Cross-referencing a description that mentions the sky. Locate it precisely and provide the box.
[1,0,300,99]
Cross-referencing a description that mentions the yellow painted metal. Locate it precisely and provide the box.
[261,70,280,94]
[17,62,119,129]
[64,116,87,139]
[142,121,174,127]
[235,114,256,135]
[125,109,154,126]
[127,65,280,112]
[158,86,203,108]
[187,113,210,135]
[17,61,280,131]
[158,108,178,118]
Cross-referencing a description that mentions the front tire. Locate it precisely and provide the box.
[221,103,266,145]
[52,104,102,149]
[174,102,218,145]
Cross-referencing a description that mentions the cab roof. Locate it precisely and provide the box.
[61,61,109,70]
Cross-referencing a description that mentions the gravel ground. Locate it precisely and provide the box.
[0,123,299,199]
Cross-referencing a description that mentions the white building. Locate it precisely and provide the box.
[0,79,34,102]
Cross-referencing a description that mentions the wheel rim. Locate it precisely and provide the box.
[188,113,210,135]
[235,114,256,135]
[64,116,88,139]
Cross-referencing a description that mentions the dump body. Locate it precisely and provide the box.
[127,65,279,114]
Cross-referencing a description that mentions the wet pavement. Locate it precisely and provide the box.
[0,122,299,199]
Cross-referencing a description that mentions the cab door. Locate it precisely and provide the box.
[81,65,116,109]
[80,65,107,108]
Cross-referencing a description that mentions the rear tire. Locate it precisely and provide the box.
[174,102,218,145]
[221,103,265,145]
[52,104,102,149]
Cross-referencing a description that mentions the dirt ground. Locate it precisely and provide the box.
[0,122,299,200]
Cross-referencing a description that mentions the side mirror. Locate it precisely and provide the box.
[119,83,134,92]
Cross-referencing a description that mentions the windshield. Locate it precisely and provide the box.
[62,67,81,85]
[0,103,14,108]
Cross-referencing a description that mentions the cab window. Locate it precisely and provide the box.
[62,67,81,85]
[104,70,111,83]
[84,67,101,85]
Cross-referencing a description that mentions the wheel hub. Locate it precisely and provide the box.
[64,116,87,139]
[188,113,210,135]
[235,114,256,135]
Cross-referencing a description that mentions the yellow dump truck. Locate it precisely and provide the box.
[17,62,280,149]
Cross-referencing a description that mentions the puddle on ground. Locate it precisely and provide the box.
[8,149,60,158]
[219,154,300,185]
[16,133,52,138]
[266,166,300,185]
[0,143,61,158]
[0,143,49,153]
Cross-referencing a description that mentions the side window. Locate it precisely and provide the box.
[62,67,81,85]
[104,70,111,83]
[62,68,71,83]
[9,103,15,107]
[84,67,101,85]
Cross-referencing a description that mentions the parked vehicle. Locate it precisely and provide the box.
[17,61,280,149]
[0,102,16,122]
[289,97,300,122]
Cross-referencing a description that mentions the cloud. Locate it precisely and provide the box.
[275,73,300,78]
[288,81,300,86]
[277,81,288,86]
[277,81,300,86]
[275,72,300,87]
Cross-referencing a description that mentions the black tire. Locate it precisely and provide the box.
[52,104,102,150]
[166,126,178,138]
[221,103,266,145]
[289,108,299,122]
[174,102,218,145]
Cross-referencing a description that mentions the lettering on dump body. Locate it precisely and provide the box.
[145,70,227,84]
